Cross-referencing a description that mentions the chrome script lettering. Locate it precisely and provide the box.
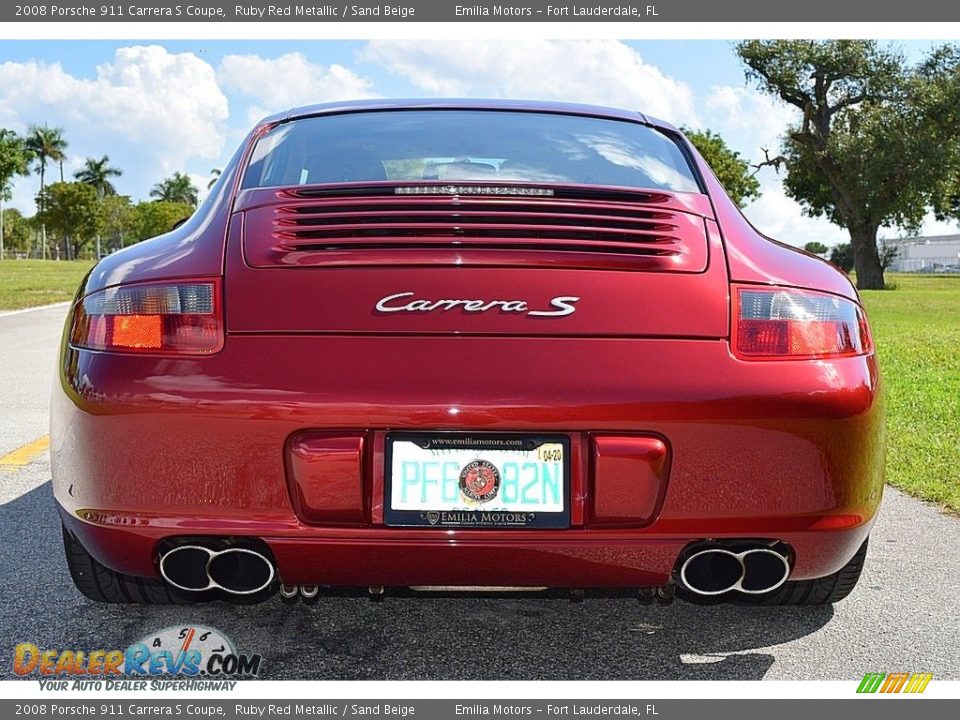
[375,292,579,317]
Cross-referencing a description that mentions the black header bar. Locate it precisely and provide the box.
[3,1,958,23]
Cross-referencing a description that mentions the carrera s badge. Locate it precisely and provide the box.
[374,292,580,317]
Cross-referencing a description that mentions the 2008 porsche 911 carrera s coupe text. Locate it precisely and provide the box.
[51,100,883,607]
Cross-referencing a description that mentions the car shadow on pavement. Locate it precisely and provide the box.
[1,483,833,681]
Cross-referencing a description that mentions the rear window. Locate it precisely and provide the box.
[241,110,701,194]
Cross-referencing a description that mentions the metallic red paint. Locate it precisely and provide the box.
[51,100,883,597]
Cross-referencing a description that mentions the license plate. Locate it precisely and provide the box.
[385,434,570,528]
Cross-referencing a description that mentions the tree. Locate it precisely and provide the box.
[26,124,68,199]
[132,200,194,242]
[75,156,123,259]
[0,207,32,256]
[829,243,854,273]
[25,125,68,259]
[74,156,122,199]
[0,129,33,260]
[878,238,900,270]
[207,168,221,190]
[100,195,135,252]
[150,172,198,206]
[36,182,103,260]
[736,40,960,289]
[682,127,761,208]
[803,241,829,255]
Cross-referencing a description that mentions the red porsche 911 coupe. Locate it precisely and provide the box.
[51,100,883,606]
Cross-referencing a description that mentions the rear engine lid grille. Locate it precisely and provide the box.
[237,184,711,271]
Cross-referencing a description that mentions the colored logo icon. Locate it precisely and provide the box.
[857,672,932,694]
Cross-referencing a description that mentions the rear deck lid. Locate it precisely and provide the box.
[225,108,729,337]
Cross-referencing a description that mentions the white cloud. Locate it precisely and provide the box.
[0,45,229,211]
[362,40,698,126]
[702,85,796,159]
[218,53,376,123]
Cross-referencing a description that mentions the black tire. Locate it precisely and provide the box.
[739,537,869,606]
[62,524,191,604]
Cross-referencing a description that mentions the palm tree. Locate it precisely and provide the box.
[74,156,122,200]
[75,156,122,260]
[25,124,68,260]
[207,168,221,190]
[150,172,199,206]
[26,125,68,197]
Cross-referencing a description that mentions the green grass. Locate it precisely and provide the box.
[0,259,93,311]
[860,274,960,513]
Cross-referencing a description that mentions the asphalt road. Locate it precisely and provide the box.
[1,304,958,681]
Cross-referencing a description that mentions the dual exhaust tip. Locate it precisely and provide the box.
[158,541,788,598]
[159,545,275,595]
[679,547,790,596]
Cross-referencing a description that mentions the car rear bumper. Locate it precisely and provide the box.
[60,509,874,588]
[52,335,884,587]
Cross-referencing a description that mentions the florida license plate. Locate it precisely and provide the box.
[385,434,570,528]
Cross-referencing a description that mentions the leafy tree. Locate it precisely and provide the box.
[36,182,103,259]
[0,129,33,260]
[829,243,854,272]
[74,156,122,199]
[100,195,135,251]
[150,172,199,206]
[132,200,194,242]
[75,156,123,259]
[682,127,761,208]
[1,207,32,255]
[736,40,960,289]
[803,241,829,255]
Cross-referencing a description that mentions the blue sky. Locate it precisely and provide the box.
[0,39,953,247]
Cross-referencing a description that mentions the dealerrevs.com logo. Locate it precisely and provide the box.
[14,625,262,690]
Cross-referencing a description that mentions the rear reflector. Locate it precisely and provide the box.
[734,286,871,360]
[71,280,223,354]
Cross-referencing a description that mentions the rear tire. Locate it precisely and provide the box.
[740,537,869,606]
[62,525,190,604]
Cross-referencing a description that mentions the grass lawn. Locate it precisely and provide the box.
[0,259,93,311]
[860,274,960,513]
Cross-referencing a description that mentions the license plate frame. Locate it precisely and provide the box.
[384,432,571,529]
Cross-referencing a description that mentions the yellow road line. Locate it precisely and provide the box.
[0,436,50,469]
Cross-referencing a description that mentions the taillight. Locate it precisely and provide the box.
[70,280,223,355]
[733,286,871,360]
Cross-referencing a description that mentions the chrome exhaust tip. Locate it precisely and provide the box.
[159,545,217,592]
[738,548,791,594]
[679,548,744,596]
[279,583,299,599]
[300,585,319,599]
[207,548,275,595]
[158,545,275,595]
[679,546,791,596]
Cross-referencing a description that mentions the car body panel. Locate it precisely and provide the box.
[51,100,884,597]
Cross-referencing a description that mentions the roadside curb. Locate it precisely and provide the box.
[0,301,70,319]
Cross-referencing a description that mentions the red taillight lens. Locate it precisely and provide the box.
[734,287,871,360]
[71,280,223,355]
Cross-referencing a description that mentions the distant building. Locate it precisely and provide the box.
[887,234,960,272]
